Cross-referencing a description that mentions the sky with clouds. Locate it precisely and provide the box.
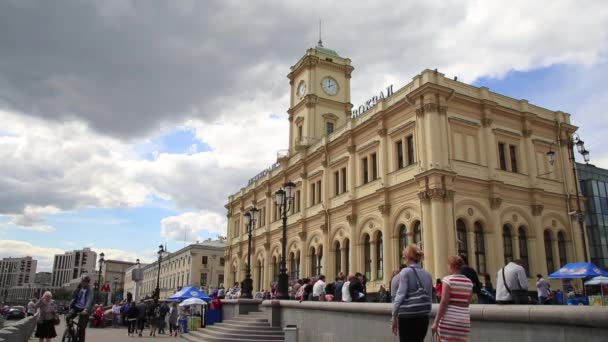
[1,0,607,271]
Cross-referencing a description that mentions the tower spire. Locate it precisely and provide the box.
[317,19,323,47]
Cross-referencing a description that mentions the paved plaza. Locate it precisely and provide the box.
[28,321,179,342]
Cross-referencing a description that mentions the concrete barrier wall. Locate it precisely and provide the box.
[260,301,608,342]
[0,314,38,342]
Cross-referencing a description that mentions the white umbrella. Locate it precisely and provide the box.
[584,276,608,285]
[179,297,208,306]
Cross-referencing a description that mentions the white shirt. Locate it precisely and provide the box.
[342,281,352,302]
[496,262,528,301]
[312,280,326,297]
[537,278,550,297]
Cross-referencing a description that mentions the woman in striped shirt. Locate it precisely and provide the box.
[432,255,474,341]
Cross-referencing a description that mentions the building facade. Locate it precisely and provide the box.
[137,240,225,300]
[124,263,147,302]
[224,45,587,293]
[578,163,608,269]
[0,257,37,289]
[34,272,52,287]
[51,248,97,287]
[101,260,136,300]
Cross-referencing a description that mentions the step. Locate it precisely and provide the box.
[185,330,283,342]
[217,320,271,328]
[230,317,269,323]
[211,324,284,336]
[193,329,284,341]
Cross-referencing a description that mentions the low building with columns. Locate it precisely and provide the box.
[224,43,587,293]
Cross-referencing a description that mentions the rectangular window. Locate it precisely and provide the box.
[218,274,224,288]
[334,171,340,196]
[362,157,369,184]
[296,190,301,212]
[298,126,302,139]
[341,167,347,193]
[202,256,208,265]
[316,180,322,203]
[326,122,334,135]
[509,145,518,173]
[396,140,404,169]
[406,135,414,166]
[200,273,207,287]
[498,143,507,171]
[219,258,225,267]
[371,153,378,180]
[311,183,316,205]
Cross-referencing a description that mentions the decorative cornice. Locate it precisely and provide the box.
[445,190,455,200]
[265,191,271,198]
[298,231,307,241]
[377,128,387,137]
[531,204,544,216]
[347,144,357,154]
[522,129,533,138]
[428,188,446,200]
[415,103,447,116]
[418,191,430,203]
[263,242,270,250]
[489,197,503,210]
[320,223,328,233]
[346,214,357,226]
[299,172,307,179]
[481,118,494,127]
[378,204,391,216]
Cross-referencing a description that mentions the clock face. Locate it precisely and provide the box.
[297,81,306,97]
[321,77,338,95]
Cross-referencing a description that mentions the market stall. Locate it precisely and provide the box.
[584,276,608,306]
[167,286,211,332]
[548,262,608,305]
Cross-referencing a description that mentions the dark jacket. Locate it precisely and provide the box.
[461,266,482,294]
[136,303,147,319]
[126,305,139,320]
[349,278,365,302]
[334,281,344,302]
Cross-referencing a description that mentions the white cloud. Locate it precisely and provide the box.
[0,240,65,271]
[160,211,227,243]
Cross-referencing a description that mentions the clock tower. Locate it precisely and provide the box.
[287,43,353,154]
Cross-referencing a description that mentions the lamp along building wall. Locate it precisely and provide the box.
[224,44,587,293]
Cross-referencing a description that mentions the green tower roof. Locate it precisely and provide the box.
[315,46,340,57]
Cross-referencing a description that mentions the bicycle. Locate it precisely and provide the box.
[62,311,86,342]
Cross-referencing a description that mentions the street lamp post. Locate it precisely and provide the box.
[547,133,590,261]
[155,245,164,300]
[134,258,140,302]
[241,207,258,299]
[97,252,105,292]
[274,181,296,300]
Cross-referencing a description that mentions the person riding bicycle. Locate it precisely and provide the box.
[66,275,95,342]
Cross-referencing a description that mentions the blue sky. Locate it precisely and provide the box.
[0,0,607,272]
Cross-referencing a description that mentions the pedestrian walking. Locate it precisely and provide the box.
[34,291,58,342]
[496,259,529,304]
[148,300,160,337]
[111,301,121,328]
[391,244,433,342]
[126,302,138,337]
[432,255,474,342]
[312,275,326,301]
[460,257,482,303]
[158,301,169,334]
[168,302,179,337]
[536,274,550,304]
[27,298,36,317]
[136,300,147,337]
[342,275,353,302]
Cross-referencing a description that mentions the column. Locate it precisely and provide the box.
[467,231,475,266]
[533,217,549,278]
[378,124,388,181]
[299,250,307,278]
[382,210,393,282]
[340,246,347,275]
[431,193,448,278]
[347,215,358,275]
[522,125,537,187]
[420,195,434,277]
[263,248,271,291]
[481,105,497,177]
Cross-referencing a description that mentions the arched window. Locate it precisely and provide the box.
[295,251,300,279]
[474,222,486,274]
[557,231,567,267]
[310,247,317,276]
[232,265,237,285]
[376,232,384,280]
[289,252,296,280]
[544,230,555,273]
[364,234,371,280]
[518,227,529,275]
[256,260,262,291]
[344,239,350,275]
[334,241,341,275]
[398,224,408,250]
[503,225,514,264]
[457,219,468,264]
[316,246,323,277]
[413,222,422,245]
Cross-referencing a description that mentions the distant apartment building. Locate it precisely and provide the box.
[34,272,52,287]
[0,257,37,289]
[51,248,97,287]
[138,239,225,300]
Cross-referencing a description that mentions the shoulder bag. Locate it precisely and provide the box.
[397,268,431,317]
[502,266,529,304]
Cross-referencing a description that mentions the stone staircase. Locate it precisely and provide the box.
[181,311,284,342]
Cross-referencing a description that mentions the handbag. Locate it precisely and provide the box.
[502,266,529,304]
[397,268,431,317]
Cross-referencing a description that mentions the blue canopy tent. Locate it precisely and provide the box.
[167,286,211,302]
[548,262,608,279]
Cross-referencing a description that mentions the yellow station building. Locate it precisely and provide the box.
[224,43,587,293]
